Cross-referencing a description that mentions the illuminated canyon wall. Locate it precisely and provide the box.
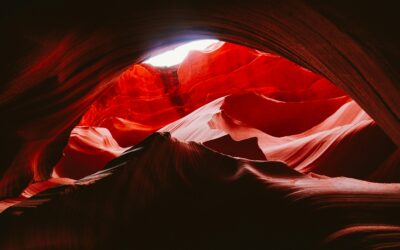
[0,0,399,249]
[52,42,395,182]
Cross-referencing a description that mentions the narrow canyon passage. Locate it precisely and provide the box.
[51,41,396,182]
[0,1,399,249]
[1,39,398,250]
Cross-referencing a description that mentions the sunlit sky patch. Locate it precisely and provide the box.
[143,39,219,67]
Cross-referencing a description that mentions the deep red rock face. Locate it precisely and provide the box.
[1,40,399,250]
[5,40,394,249]
[52,41,395,181]
[1,2,399,248]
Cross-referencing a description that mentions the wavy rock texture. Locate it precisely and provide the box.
[51,42,395,183]
[52,127,125,179]
[54,42,366,180]
[162,96,396,180]
[1,0,399,199]
[0,133,399,249]
[0,1,399,248]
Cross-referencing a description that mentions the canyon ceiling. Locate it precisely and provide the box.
[0,0,399,249]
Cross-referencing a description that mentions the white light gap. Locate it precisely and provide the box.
[144,39,220,67]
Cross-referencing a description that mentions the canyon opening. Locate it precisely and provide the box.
[1,1,400,249]
[51,40,395,182]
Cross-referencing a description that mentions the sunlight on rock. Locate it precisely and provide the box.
[144,39,219,67]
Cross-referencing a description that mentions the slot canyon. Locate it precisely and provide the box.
[0,1,399,249]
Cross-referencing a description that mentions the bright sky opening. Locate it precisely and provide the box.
[143,39,219,67]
